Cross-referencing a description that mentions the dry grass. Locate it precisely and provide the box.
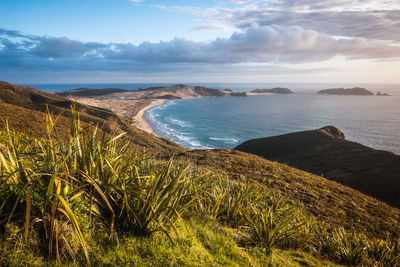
[176,149,400,239]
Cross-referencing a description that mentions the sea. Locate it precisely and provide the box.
[25,83,400,155]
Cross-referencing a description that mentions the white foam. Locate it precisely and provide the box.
[166,117,192,128]
[146,103,213,150]
[209,137,239,143]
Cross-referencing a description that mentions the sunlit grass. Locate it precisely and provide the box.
[0,107,399,266]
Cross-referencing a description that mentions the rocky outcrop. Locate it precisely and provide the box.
[235,126,400,208]
[377,92,390,96]
[318,87,374,95]
[251,87,293,94]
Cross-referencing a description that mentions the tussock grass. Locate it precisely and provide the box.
[0,108,399,266]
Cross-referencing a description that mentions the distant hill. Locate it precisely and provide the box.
[235,126,400,208]
[56,87,131,97]
[318,87,374,95]
[138,84,226,98]
[251,87,293,94]
[0,81,184,154]
[62,84,237,100]
[60,84,227,99]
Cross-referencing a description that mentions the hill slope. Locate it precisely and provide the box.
[176,149,400,239]
[0,81,400,266]
[56,87,131,97]
[235,126,400,208]
[0,81,184,154]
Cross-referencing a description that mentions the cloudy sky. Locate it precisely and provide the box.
[0,0,399,83]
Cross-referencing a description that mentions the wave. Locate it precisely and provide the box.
[209,137,239,144]
[166,117,192,128]
[146,108,211,149]
[149,99,177,112]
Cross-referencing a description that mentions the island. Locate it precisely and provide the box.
[250,87,293,94]
[317,87,374,95]
[377,91,390,96]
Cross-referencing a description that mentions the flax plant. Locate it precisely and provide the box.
[0,107,193,265]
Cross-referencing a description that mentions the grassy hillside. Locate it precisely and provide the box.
[0,81,184,155]
[177,149,400,240]
[0,113,399,266]
[1,82,399,266]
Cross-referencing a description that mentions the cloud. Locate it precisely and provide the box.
[167,1,400,42]
[1,25,399,74]
[222,9,400,42]
[128,0,143,2]
[221,0,400,11]
[187,24,232,32]
[276,0,400,11]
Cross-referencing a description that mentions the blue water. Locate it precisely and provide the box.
[146,94,400,154]
[21,82,400,154]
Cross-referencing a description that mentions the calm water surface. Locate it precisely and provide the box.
[146,94,400,154]
[23,83,400,154]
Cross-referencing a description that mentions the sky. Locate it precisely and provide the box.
[0,0,399,84]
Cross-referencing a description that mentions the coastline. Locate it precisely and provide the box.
[133,99,167,135]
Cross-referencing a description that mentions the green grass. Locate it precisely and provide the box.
[177,149,400,240]
[0,214,343,266]
[0,110,399,266]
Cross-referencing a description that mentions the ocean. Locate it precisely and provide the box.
[24,83,400,154]
[146,93,400,154]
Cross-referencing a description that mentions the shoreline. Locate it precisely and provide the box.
[133,99,167,135]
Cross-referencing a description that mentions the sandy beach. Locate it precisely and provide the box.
[133,99,166,134]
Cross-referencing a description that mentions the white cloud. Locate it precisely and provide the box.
[1,24,399,74]
[187,24,232,32]
[163,1,400,42]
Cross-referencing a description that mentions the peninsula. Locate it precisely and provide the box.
[318,87,374,95]
[57,84,248,133]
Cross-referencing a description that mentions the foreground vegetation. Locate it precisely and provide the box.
[0,110,399,266]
